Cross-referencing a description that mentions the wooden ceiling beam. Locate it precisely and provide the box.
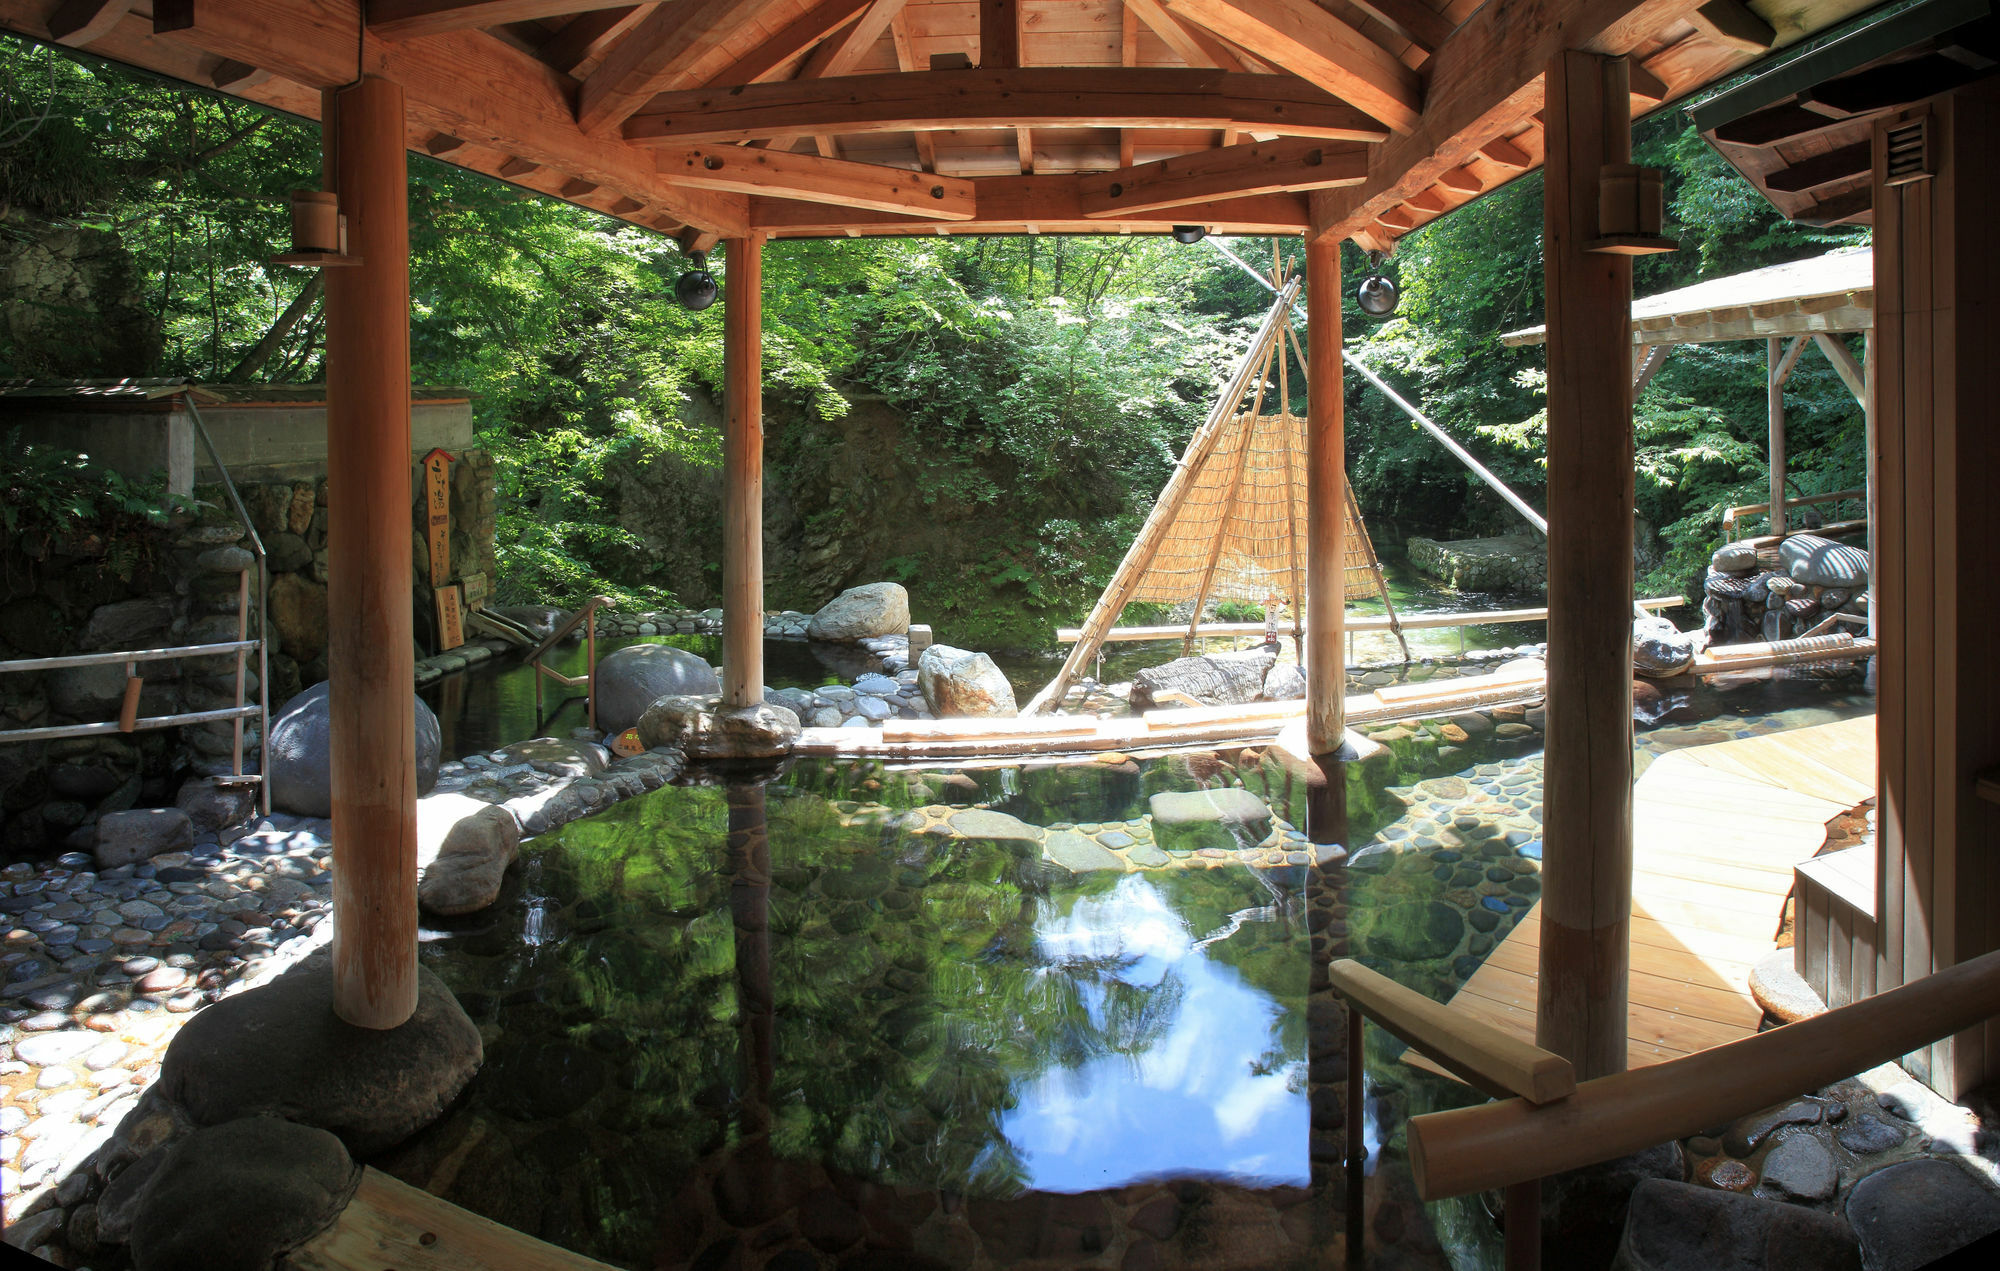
[749,180,1310,235]
[766,0,910,161]
[46,0,131,47]
[1687,0,1775,56]
[708,0,874,86]
[1124,0,1247,71]
[1161,0,1424,133]
[367,2,631,40]
[537,4,650,74]
[980,0,1018,69]
[1309,0,1703,243]
[576,0,790,136]
[1766,139,1871,193]
[153,0,749,236]
[1119,3,1139,167]
[1343,0,1454,53]
[887,9,937,172]
[1077,137,1367,216]
[623,68,1397,143]
[656,145,977,217]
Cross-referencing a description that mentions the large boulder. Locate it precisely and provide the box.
[1612,1178,1860,1271]
[1780,534,1869,589]
[1130,650,1275,709]
[418,804,521,916]
[81,598,175,651]
[594,643,718,734]
[807,582,909,642]
[156,958,481,1157]
[1632,616,1695,677]
[1845,1158,2000,1271]
[918,645,1018,717]
[637,694,800,760]
[127,1116,359,1271]
[175,775,258,834]
[96,807,194,868]
[1710,540,1762,575]
[267,682,440,818]
[266,572,330,663]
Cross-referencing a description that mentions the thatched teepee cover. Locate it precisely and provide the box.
[1124,406,1383,607]
[1023,276,1402,715]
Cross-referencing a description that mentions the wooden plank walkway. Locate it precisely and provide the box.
[290,1169,617,1271]
[1411,715,1876,1074]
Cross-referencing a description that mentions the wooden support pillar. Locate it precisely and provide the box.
[1769,336,1788,537]
[1864,329,1878,643]
[323,76,418,1030]
[1874,79,2000,1098]
[722,235,765,707]
[1305,235,1348,845]
[1537,49,1635,1082]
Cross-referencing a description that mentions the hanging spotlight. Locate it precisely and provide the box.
[1171,225,1206,245]
[1356,250,1399,319]
[675,251,719,311]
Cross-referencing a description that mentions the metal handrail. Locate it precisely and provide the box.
[183,396,271,812]
[529,596,612,732]
[2,640,258,671]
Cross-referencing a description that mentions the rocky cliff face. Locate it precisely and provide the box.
[0,210,160,376]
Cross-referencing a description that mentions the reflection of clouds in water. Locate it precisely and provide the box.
[1006,875,1306,1192]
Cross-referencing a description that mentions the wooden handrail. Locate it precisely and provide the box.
[522,595,613,666]
[1722,487,1866,532]
[1406,945,2000,1200]
[1331,960,1575,1105]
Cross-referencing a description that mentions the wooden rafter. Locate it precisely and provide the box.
[1077,137,1367,216]
[1119,3,1140,167]
[575,0,790,136]
[537,4,650,74]
[1124,0,1246,71]
[1688,0,1775,55]
[1309,0,1701,243]
[749,180,1309,235]
[886,9,937,171]
[656,144,977,218]
[1343,0,1454,52]
[46,0,131,46]
[1162,0,1424,133]
[765,0,911,156]
[153,0,749,235]
[709,0,875,86]
[368,1,631,40]
[623,68,1397,143]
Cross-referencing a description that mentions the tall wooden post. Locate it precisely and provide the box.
[722,235,764,707]
[1305,236,1348,845]
[1537,50,1635,1081]
[323,76,418,1030]
[1873,79,2000,1098]
[1769,336,1788,537]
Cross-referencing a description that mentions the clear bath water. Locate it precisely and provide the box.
[388,666,1874,1270]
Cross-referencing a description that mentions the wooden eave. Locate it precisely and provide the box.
[0,1,1888,243]
[1499,246,1874,347]
[1690,0,2000,231]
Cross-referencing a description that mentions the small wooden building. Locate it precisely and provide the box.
[2,0,1995,1254]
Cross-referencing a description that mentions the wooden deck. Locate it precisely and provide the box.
[1413,715,1877,1074]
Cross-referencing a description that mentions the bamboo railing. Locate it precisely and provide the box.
[1337,947,2000,1270]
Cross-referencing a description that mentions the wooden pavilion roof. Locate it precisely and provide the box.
[1500,245,1873,346]
[0,1,1883,247]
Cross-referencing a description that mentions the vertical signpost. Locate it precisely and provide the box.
[423,448,462,651]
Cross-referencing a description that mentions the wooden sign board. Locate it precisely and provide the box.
[460,571,488,610]
[611,728,645,758]
[423,448,453,587]
[435,583,464,652]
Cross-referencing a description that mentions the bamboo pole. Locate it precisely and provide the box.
[1538,50,1635,1081]
[722,235,765,707]
[1023,277,1300,714]
[323,76,418,1030]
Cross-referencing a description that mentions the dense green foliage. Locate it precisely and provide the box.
[2,34,1868,645]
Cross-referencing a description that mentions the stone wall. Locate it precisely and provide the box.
[1407,534,1549,594]
[0,449,498,860]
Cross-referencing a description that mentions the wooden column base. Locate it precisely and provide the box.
[1534,916,1628,1081]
